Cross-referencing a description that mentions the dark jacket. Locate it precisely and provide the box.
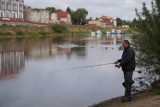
[118,46,135,71]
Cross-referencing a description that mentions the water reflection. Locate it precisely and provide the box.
[0,49,25,80]
[0,34,145,107]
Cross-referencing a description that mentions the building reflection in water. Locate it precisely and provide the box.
[100,34,123,46]
[0,51,25,80]
[0,35,124,80]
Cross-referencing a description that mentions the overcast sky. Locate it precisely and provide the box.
[25,0,151,20]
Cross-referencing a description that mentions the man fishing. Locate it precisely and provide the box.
[115,40,135,102]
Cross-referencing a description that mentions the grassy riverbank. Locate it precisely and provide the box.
[0,24,133,37]
[0,25,52,36]
[0,24,95,37]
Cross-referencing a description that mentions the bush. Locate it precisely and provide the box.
[100,28,107,35]
[51,24,68,33]
[0,29,15,36]
[38,28,51,35]
[151,80,160,95]
[134,0,160,75]
[16,30,24,36]
[6,30,15,36]
[1,23,8,27]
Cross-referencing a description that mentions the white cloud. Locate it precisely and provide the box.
[24,0,151,20]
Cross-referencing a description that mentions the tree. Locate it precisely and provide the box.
[46,7,57,14]
[66,7,72,14]
[134,0,160,75]
[70,8,88,25]
[88,17,93,21]
[95,17,99,20]
[130,18,138,27]
[65,7,89,25]
[122,20,132,27]
[116,17,123,27]
[56,9,63,12]
[24,5,31,9]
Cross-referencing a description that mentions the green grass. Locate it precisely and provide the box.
[151,80,160,95]
[0,25,52,36]
[0,24,101,36]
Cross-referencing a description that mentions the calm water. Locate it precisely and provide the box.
[0,35,142,107]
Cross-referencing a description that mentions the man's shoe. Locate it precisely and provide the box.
[121,97,131,102]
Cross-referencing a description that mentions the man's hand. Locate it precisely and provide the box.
[114,60,119,64]
[115,64,121,68]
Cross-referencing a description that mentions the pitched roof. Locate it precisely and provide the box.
[99,16,114,26]
[57,11,69,20]
[99,16,113,21]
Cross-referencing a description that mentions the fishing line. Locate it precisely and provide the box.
[56,62,115,72]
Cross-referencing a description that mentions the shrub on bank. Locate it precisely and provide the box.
[16,30,24,36]
[134,0,160,74]
[51,24,68,33]
[100,28,107,35]
[133,0,160,93]
[151,80,160,95]
[0,29,15,36]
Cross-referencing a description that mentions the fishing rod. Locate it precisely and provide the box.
[57,62,115,72]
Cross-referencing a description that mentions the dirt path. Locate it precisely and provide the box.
[90,91,160,107]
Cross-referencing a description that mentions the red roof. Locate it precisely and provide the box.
[57,11,69,20]
[99,16,114,26]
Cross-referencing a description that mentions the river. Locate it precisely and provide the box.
[0,34,145,107]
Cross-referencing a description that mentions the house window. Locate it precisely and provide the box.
[19,13,23,18]
[6,3,11,11]
[0,3,2,10]
[19,5,23,12]
[13,13,16,18]
[0,0,5,2]
[0,12,3,17]
[6,13,10,18]
[13,4,17,12]
[6,0,10,3]
[0,2,5,10]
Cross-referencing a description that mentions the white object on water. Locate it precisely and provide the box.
[96,30,102,38]
[91,32,96,37]
[117,30,122,34]
[96,30,102,34]
[107,31,111,34]
[111,29,116,34]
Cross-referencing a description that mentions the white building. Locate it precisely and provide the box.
[113,19,117,27]
[31,9,50,23]
[24,9,72,24]
[57,11,72,25]
[0,0,24,20]
[50,13,59,23]
[24,8,50,23]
